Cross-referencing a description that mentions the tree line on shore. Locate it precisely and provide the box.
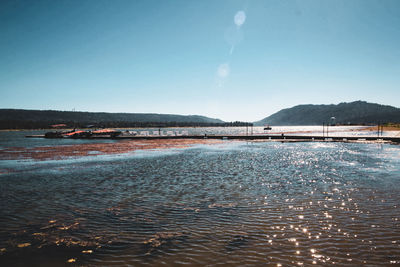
[255,101,400,126]
[0,109,254,129]
[0,119,253,130]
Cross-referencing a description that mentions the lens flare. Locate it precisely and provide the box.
[217,63,230,78]
[234,11,246,27]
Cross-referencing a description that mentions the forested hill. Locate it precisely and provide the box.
[0,109,227,129]
[255,101,400,126]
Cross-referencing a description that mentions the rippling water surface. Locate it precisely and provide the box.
[1,130,400,266]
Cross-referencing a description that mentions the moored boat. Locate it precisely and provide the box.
[264,125,272,130]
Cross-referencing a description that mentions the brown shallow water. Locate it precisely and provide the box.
[0,139,223,161]
[0,138,400,266]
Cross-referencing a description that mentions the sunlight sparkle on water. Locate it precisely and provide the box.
[1,137,400,266]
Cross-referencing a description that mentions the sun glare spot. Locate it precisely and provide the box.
[217,63,230,78]
[234,11,246,27]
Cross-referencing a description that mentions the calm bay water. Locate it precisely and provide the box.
[1,129,400,266]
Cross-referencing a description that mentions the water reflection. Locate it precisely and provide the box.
[0,141,399,266]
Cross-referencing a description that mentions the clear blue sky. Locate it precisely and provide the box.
[1,0,399,122]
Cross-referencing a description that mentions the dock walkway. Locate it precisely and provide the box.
[26,134,400,144]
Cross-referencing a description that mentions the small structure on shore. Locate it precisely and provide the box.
[330,117,336,126]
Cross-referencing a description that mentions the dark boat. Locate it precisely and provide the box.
[44,131,64,138]
[264,125,272,130]
[64,130,92,138]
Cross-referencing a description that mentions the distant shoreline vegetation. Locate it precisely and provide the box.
[0,109,252,130]
[255,101,400,126]
[0,121,253,130]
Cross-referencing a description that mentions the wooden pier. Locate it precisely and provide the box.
[25,134,400,144]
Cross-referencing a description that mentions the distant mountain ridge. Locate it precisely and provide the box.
[0,109,225,129]
[255,101,400,126]
[2,101,399,129]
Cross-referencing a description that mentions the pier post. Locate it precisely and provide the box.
[326,123,329,137]
[377,123,380,137]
